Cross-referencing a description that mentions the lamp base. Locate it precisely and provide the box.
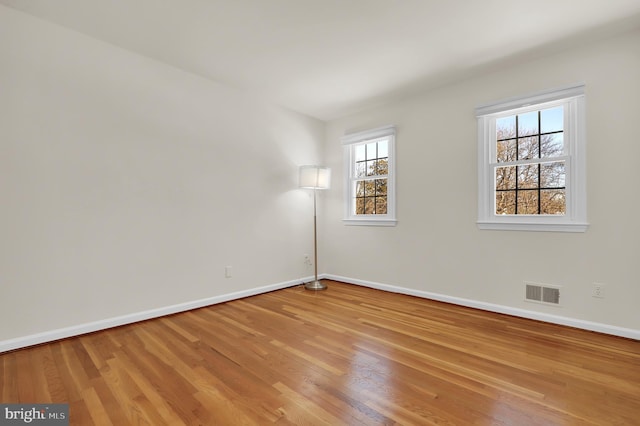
[304,280,327,291]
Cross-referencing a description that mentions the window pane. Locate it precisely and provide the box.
[518,111,538,136]
[540,161,565,188]
[517,164,539,189]
[376,196,387,214]
[497,116,516,138]
[496,191,515,214]
[517,136,539,160]
[378,140,388,158]
[364,180,376,196]
[496,166,516,190]
[355,144,365,162]
[541,189,566,214]
[355,161,366,178]
[355,181,365,196]
[375,178,387,195]
[366,160,377,176]
[364,198,375,214]
[366,142,378,160]
[540,106,563,133]
[355,198,365,214]
[497,138,516,162]
[541,133,564,157]
[517,190,538,214]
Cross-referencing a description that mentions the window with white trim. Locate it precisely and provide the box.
[476,85,588,232]
[342,125,396,226]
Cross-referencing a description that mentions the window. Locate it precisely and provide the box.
[342,125,396,226]
[476,85,588,232]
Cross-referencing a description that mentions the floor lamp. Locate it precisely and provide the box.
[299,165,331,290]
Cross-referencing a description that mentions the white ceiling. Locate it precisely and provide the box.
[3,0,640,120]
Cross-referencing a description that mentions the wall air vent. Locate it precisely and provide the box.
[525,282,560,305]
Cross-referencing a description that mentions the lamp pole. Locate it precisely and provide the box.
[313,188,318,283]
[306,186,327,290]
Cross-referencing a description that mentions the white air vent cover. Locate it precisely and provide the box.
[525,282,560,305]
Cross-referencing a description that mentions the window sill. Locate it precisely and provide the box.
[477,221,589,233]
[343,218,397,227]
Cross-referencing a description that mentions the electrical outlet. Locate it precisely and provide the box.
[592,283,605,298]
[225,266,232,278]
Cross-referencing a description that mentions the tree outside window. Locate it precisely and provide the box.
[494,106,566,215]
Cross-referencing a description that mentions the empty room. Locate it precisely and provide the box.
[1,1,639,424]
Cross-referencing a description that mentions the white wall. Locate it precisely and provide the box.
[323,27,640,334]
[0,6,324,344]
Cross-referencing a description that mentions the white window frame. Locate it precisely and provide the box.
[476,85,588,232]
[342,125,397,226]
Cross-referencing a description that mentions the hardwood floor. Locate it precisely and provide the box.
[2,281,639,425]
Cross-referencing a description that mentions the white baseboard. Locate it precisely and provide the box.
[3,273,637,353]
[0,277,311,353]
[324,274,640,341]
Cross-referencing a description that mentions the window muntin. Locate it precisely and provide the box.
[342,125,396,226]
[476,85,587,232]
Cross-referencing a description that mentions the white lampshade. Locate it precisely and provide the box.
[299,165,331,190]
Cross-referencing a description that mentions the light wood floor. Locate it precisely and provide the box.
[1,281,639,425]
